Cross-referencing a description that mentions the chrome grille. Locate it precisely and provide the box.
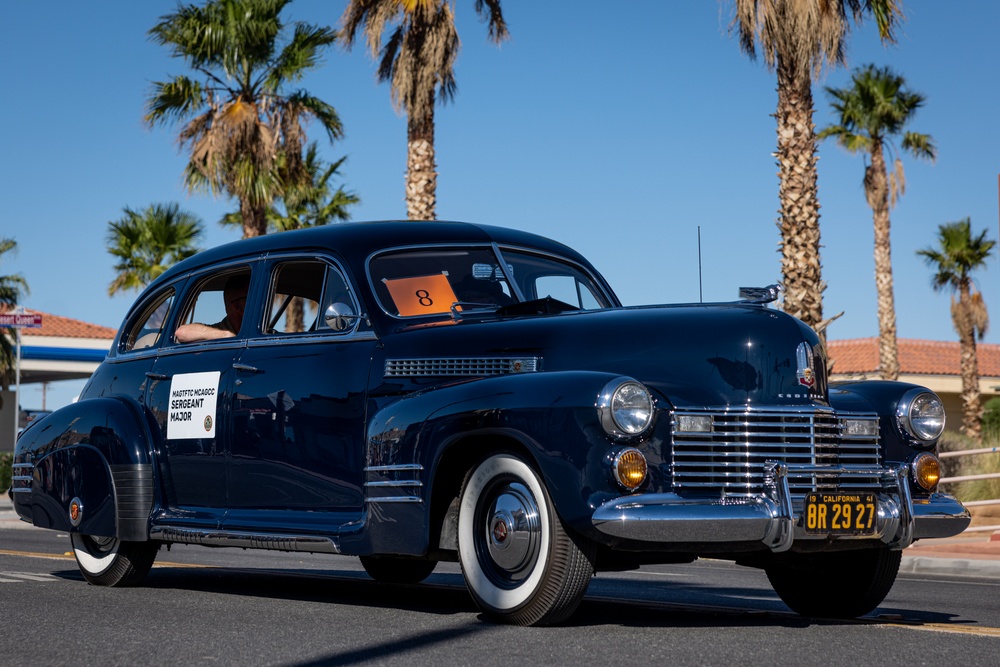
[670,409,882,497]
[384,357,540,378]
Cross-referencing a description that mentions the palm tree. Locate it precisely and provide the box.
[106,204,205,295]
[339,0,508,221]
[819,64,935,380]
[0,238,29,389]
[729,1,902,341]
[222,144,360,232]
[918,218,995,442]
[146,0,343,238]
[221,144,360,331]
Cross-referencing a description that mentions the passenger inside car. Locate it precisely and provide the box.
[175,274,249,343]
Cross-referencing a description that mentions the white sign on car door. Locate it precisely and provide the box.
[166,371,221,439]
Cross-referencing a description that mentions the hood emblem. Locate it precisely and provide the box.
[796,342,816,387]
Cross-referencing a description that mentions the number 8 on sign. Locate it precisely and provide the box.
[383,273,459,316]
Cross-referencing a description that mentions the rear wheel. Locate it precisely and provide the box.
[71,533,158,587]
[360,556,437,584]
[457,453,595,626]
[765,547,902,618]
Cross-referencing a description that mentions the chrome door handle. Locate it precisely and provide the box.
[232,363,263,374]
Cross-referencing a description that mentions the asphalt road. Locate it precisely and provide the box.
[3,527,1000,666]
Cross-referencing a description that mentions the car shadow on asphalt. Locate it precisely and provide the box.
[47,563,973,631]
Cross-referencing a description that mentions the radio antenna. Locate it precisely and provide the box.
[697,226,703,303]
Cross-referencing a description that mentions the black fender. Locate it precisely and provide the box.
[361,371,668,554]
[12,396,155,541]
[830,380,939,461]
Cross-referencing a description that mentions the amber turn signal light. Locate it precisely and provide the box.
[912,453,941,491]
[612,448,648,491]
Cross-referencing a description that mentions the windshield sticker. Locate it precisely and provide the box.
[384,273,459,316]
[167,371,221,439]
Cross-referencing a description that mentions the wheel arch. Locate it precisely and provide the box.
[428,430,540,554]
[12,395,156,541]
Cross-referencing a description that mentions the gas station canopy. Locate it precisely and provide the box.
[3,309,116,383]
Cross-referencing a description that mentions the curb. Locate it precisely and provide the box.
[900,554,1000,579]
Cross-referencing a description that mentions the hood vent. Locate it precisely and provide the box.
[385,357,541,378]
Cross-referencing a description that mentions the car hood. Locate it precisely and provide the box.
[385,303,828,408]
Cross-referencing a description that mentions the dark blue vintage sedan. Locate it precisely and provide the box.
[9,221,969,625]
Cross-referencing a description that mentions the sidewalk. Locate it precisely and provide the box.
[4,492,1000,578]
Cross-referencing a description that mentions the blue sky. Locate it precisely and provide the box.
[2,1,999,410]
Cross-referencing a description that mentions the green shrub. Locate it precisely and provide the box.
[938,430,1000,503]
[984,397,1000,442]
[0,452,11,493]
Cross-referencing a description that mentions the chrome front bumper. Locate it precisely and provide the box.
[591,462,971,553]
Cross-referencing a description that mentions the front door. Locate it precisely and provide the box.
[223,258,376,534]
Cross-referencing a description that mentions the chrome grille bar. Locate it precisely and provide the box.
[670,408,881,497]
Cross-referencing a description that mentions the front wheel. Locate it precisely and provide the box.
[71,533,158,587]
[765,547,902,618]
[457,453,595,626]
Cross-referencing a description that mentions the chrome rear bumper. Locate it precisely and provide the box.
[591,462,971,552]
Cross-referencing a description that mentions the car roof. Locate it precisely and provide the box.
[150,220,592,289]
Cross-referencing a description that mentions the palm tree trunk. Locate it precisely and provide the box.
[287,296,304,333]
[406,101,437,221]
[775,63,825,341]
[956,284,983,442]
[867,143,899,381]
[241,200,268,238]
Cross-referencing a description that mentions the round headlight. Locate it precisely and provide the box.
[598,378,654,438]
[897,389,945,442]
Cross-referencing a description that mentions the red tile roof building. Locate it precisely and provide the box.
[828,338,1000,379]
[828,338,1000,433]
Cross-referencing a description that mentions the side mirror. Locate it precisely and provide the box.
[324,302,361,332]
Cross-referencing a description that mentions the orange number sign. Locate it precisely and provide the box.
[384,273,459,316]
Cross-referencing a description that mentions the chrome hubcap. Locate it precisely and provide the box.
[483,481,541,580]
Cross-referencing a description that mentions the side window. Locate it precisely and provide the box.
[266,260,356,334]
[174,267,252,344]
[534,275,603,309]
[500,248,612,310]
[120,290,175,353]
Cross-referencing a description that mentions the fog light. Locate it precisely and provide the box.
[676,414,713,433]
[612,448,648,491]
[912,453,941,491]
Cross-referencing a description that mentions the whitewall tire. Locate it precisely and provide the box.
[457,453,594,626]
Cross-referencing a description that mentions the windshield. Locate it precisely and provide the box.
[368,245,613,318]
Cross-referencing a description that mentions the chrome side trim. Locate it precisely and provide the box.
[149,526,340,554]
[364,464,423,472]
[366,497,423,504]
[11,463,33,494]
[364,463,423,504]
[246,331,378,348]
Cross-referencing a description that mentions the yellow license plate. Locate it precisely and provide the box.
[803,493,877,535]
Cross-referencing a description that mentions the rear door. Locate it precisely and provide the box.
[144,263,256,529]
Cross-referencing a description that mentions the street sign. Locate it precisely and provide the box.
[0,312,42,328]
[2,307,43,449]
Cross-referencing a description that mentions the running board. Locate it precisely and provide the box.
[149,526,340,554]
